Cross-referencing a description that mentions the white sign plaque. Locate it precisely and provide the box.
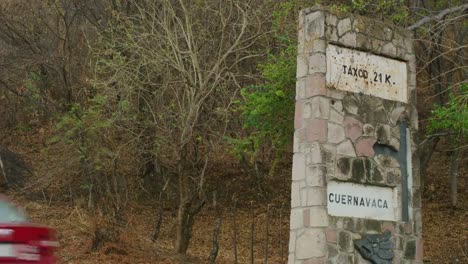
[326,44,408,103]
[327,181,399,221]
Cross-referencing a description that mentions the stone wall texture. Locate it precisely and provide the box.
[290,6,422,264]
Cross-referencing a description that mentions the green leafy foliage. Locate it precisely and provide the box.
[428,83,468,139]
[230,2,298,175]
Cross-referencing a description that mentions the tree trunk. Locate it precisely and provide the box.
[450,149,459,207]
[174,200,194,255]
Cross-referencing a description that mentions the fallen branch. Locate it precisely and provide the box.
[407,4,468,30]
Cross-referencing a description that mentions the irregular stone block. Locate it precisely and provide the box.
[307,142,323,165]
[326,25,339,42]
[339,32,357,47]
[336,157,352,180]
[306,165,326,187]
[306,74,327,97]
[362,124,375,137]
[291,182,302,208]
[289,231,296,253]
[305,11,325,41]
[330,108,344,124]
[308,96,330,119]
[306,187,327,206]
[326,228,337,244]
[297,55,309,78]
[338,231,353,252]
[337,140,356,157]
[295,101,303,129]
[290,208,304,230]
[337,18,352,36]
[342,95,359,115]
[292,153,306,180]
[307,207,329,227]
[328,123,346,144]
[376,124,392,145]
[404,239,416,259]
[296,77,306,99]
[326,13,338,26]
[343,116,363,142]
[382,42,397,57]
[296,229,327,259]
[300,118,328,142]
[355,137,377,157]
[375,154,400,168]
[309,53,327,74]
[390,105,406,124]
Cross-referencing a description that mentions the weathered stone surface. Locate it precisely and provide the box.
[306,74,327,97]
[355,137,377,157]
[308,96,330,119]
[382,42,397,56]
[367,160,383,183]
[364,219,382,233]
[386,168,401,184]
[307,143,323,165]
[326,13,338,26]
[295,102,304,129]
[337,18,352,36]
[336,254,354,264]
[326,25,339,42]
[301,118,327,142]
[343,116,363,142]
[358,100,388,123]
[331,100,343,112]
[288,253,295,264]
[296,229,327,259]
[328,123,346,144]
[376,124,391,145]
[389,137,400,151]
[336,157,351,180]
[404,239,416,259]
[305,11,325,41]
[351,158,366,182]
[339,32,357,47]
[375,154,400,168]
[290,208,303,230]
[390,105,406,125]
[362,124,375,137]
[382,221,396,234]
[289,231,296,253]
[342,95,359,115]
[338,231,353,252]
[306,187,327,206]
[326,228,337,244]
[337,140,356,157]
[297,55,309,78]
[328,244,339,259]
[291,182,301,208]
[313,39,327,53]
[306,165,326,187]
[416,239,423,261]
[307,207,329,227]
[309,53,327,74]
[330,108,344,124]
[292,153,306,180]
[302,258,326,264]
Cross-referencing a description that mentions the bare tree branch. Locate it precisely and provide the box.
[408,4,468,30]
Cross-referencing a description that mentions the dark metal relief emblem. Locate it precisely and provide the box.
[354,231,394,264]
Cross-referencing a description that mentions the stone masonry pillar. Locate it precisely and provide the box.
[289,6,421,264]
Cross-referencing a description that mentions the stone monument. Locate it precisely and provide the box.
[289,6,422,264]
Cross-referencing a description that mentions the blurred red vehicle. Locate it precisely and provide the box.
[0,196,59,263]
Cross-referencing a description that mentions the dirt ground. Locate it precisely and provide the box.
[2,128,467,263]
